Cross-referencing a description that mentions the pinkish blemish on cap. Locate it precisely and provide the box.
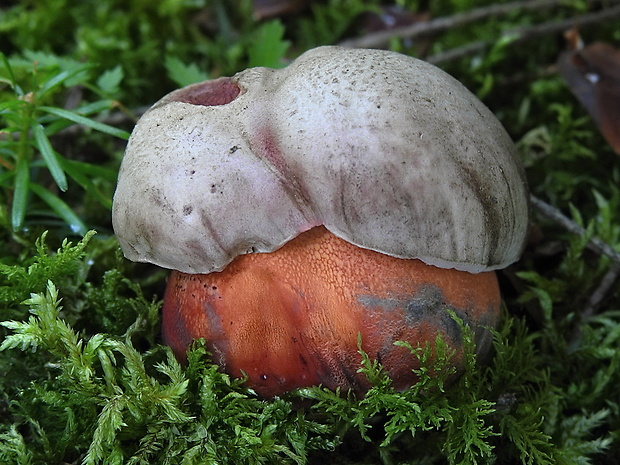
[172,78,241,107]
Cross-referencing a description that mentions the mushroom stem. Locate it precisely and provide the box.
[162,226,500,397]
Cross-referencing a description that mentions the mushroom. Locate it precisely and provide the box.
[112,46,529,397]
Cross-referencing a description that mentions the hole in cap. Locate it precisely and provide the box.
[171,78,241,106]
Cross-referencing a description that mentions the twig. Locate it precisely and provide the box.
[569,260,620,347]
[427,3,620,64]
[339,0,617,50]
[531,194,620,344]
[583,261,620,319]
[529,194,620,264]
[426,41,488,65]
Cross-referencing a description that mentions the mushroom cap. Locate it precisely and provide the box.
[112,46,529,274]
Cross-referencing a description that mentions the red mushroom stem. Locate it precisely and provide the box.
[162,226,500,397]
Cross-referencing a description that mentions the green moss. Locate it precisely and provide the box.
[0,231,615,464]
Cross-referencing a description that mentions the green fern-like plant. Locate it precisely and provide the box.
[0,229,617,464]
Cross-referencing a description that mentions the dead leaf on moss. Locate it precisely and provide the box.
[558,28,620,154]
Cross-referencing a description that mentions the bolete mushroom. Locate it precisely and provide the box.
[112,46,529,397]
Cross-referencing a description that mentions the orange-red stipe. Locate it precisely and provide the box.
[162,226,500,397]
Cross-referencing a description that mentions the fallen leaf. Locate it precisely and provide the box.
[558,30,620,154]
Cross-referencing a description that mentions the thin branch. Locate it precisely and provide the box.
[529,194,620,264]
[583,261,620,319]
[426,41,488,65]
[339,0,617,50]
[427,3,620,64]
[569,260,620,346]
[532,194,620,342]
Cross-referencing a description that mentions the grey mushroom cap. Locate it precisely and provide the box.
[112,46,529,275]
